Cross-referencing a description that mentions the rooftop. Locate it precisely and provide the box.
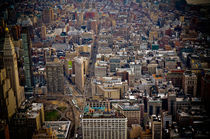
[83,111,126,119]
[118,103,140,111]
[45,121,71,139]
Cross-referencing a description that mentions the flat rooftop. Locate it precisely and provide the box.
[118,104,140,111]
[45,121,71,139]
[83,112,126,119]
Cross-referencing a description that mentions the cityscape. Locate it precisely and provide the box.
[0,0,210,139]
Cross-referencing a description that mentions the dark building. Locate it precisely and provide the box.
[0,121,10,139]
[201,70,210,115]
[166,69,184,88]
[21,27,34,96]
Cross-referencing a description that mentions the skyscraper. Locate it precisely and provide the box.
[21,28,33,95]
[0,68,17,121]
[2,28,25,107]
[46,59,64,94]
[41,25,46,40]
[151,116,162,139]
[168,91,176,118]
[42,8,54,24]
[74,57,85,93]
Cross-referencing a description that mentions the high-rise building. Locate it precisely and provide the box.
[147,98,162,116]
[42,8,54,24]
[77,12,84,27]
[94,61,107,77]
[183,71,197,96]
[0,68,17,121]
[21,28,33,95]
[151,116,162,139]
[161,112,172,129]
[109,57,120,72]
[130,62,142,80]
[46,60,64,94]
[2,28,25,107]
[82,112,127,139]
[0,20,7,69]
[41,25,46,40]
[166,69,184,88]
[201,70,210,114]
[118,103,141,127]
[168,90,176,118]
[0,120,10,139]
[74,57,85,93]
[9,103,45,139]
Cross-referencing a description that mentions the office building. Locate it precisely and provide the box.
[42,8,54,24]
[151,116,162,139]
[95,61,107,77]
[74,57,85,93]
[166,69,184,88]
[148,64,158,75]
[10,103,45,139]
[183,71,197,96]
[118,103,141,127]
[0,120,10,139]
[46,60,64,94]
[201,70,210,114]
[82,112,127,139]
[130,62,142,80]
[21,28,33,95]
[161,112,172,130]
[2,28,25,107]
[0,68,17,121]
[147,97,162,116]
[41,25,46,40]
[109,57,120,72]
[168,90,176,117]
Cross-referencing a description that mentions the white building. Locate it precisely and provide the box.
[82,112,127,139]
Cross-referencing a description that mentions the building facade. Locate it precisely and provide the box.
[183,71,197,96]
[0,68,17,120]
[2,28,25,107]
[42,8,54,24]
[151,117,162,139]
[118,104,141,127]
[46,60,64,94]
[21,29,33,95]
[147,98,162,116]
[74,57,85,93]
[82,113,127,139]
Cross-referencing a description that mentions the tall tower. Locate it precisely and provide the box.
[21,28,33,95]
[0,68,17,121]
[3,28,25,107]
[41,25,46,40]
[168,91,176,119]
[46,59,64,94]
[151,116,162,139]
[74,57,85,93]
